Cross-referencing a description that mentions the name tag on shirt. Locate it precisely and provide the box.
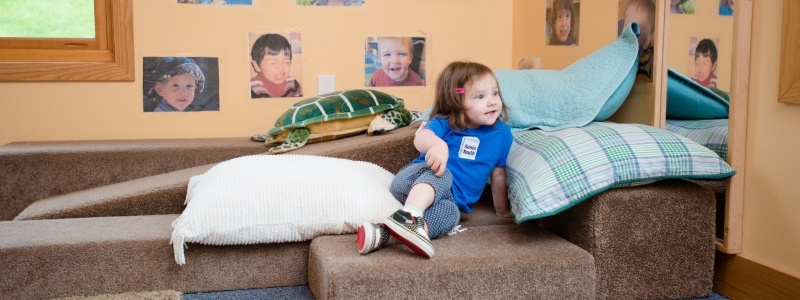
[459,136,479,160]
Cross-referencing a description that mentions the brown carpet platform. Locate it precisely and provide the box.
[0,124,717,300]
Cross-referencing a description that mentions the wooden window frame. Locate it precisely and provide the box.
[0,0,133,81]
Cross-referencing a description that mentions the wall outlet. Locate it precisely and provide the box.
[318,75,335,95]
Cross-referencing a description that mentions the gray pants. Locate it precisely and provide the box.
[390,162,461,239]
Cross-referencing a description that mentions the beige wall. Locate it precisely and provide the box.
[741,1,800,279]
[0,0,512,146]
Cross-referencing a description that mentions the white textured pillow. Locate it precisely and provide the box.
[171,154,401,265]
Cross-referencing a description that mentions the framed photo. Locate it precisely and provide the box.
[364,36,426,87]
[142,56,220,112]
[248,30,304,98]
[546,0,580,46]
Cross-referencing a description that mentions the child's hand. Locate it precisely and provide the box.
[425,142,449,177]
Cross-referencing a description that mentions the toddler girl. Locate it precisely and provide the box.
[357,61,514,258]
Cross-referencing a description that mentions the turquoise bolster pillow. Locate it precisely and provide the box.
[666,68,729,120]
[594,60,637,121]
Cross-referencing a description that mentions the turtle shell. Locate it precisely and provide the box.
[267,89,405,138]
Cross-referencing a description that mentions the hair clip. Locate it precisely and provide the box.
[453,88,465,94]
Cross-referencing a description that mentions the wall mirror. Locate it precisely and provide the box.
[664,0,751,254]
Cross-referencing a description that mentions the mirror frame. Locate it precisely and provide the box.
[718,0,753,254]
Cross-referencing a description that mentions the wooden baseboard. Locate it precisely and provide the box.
[714,253,800,299]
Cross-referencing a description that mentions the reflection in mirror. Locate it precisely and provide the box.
[664,0,743,249]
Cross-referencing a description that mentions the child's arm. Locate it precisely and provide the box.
[414,128,448,177]
[490,166,512,218]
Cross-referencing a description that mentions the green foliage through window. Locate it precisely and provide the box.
[0,0,95,38]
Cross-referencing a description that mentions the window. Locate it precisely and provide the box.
[0,0,133,81]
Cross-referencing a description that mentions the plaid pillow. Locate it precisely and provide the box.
[507,122,735,222]
[665,119,728,160]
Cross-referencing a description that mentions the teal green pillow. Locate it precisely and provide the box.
[666,68,730,120]
[594,60,637,121]
[506,122,735,222]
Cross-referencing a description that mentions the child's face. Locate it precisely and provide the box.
[378,39,412,82]
[624,4,652,50]
[155,73,197,111]
[554,8,572,42]
[694,55,716,82]
[462,73,503,128]
[252,49,291,85]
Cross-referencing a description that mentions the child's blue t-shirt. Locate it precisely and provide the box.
[412,116,514,212]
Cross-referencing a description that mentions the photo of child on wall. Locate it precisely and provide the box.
[365,36,426,87]
[719,0,734,16]
[618,0,656,81]
[249,31,304,98]
[546,0,579,46]
[689,37,720,88]
[142,56,220,112]
[670,0,695,14]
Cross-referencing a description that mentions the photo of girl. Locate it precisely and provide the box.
[546,0,579,46]
[142,56,220,112]
[365,36,426,87]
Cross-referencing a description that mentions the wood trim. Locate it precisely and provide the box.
[778,0,800,103]
[716,0,752,254]
[652,0,668,129]
[714,253,800,299]
[0,0,134,81]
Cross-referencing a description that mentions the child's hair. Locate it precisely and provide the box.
[548,0,576,34]
[250,33,292,64]
[145,57,205,103]
[695,38,718,63]
[377,37,413,53]
[432,61,508,130]
[625,0,656,37]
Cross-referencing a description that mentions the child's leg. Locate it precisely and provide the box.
[385,163,457,258]
[422,196,460,239]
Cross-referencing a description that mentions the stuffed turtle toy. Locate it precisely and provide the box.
[252,89,418,154]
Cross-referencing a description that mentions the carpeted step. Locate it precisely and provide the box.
[0,138,268,221]
[10,124,423,221]
[0,215,310,300]
[540,179,716,300]
[14,165,212,220]
[308,224,596,300]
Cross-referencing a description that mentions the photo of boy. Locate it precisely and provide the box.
[618,0,656,80]
[546,0,579,46]
[249,32,303,98]
[365,36,426,87]
[142,56,220,112]
[690,38,719,88]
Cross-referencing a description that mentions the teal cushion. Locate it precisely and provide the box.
[506,122,735,222]
[666,119,728,160]
[594,60,637,121]
[666,68,730,120]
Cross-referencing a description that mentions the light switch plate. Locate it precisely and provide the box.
[318,75,335,95]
